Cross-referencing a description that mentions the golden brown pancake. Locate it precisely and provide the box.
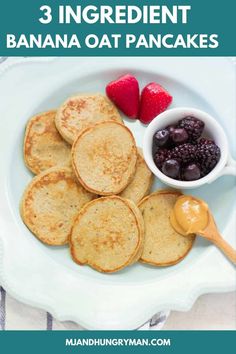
[24,110,71,174]
[138,190,195,266]
[120,149,153,204]
[69,196,144,273]
[20,167,95,246]
[55,94,122,144]
[125,198,145,264]
[71,121,138,195]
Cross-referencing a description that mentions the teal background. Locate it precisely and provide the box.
[0,0,235,55]
[0,330,236,353]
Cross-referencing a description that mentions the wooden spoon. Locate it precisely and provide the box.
[197,211,236,265]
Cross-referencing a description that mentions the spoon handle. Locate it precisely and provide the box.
[200,214,236,265]
[199,214,236,264]
[211,233,236,265]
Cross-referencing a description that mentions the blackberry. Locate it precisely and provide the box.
[154,148,172,169]
[196,143,221,176]
[198,138,215,145]
[170,143,197,164]
[179,116,204,141]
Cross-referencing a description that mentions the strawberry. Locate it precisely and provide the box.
[139,83,172,124]
[106,74,139,119]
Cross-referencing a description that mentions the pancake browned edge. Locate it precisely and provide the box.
[20,167,96,246]
[24,110,71,175]
[138,190,196,266]
[69,196,144,273]
[71,121,138,196]
[126,198,145,264]
[55,93,123,145]
[119,148,153,204]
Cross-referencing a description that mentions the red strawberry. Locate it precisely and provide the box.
[106,74,139,119]
[139,83,172,124]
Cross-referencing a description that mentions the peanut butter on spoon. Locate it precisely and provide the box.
[170,195,236,264]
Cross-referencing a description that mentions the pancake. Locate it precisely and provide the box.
[125,198,145,264]
[24,110,71,174]
[138,190,195,266]
[120,149,153,203]
[20,167,95,246]
[69,196,144,273]
[55,94,122,145]
[24,110,71,175]
[72,121,138,195]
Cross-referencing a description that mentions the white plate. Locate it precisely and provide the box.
[0,57,235,330]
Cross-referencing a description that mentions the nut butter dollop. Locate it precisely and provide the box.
[170,195,209,235]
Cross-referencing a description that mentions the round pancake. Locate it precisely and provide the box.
[24,110,71,175]
[138,190,195,266]
[72,121,138,195]
[125,198,145,264]
[69,196,144,273]
[20,167,95,246]
[120,149,153,204]
[55,94,122,145]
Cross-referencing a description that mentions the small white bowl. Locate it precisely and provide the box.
[143,107,236,189]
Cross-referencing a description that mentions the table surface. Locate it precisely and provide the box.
[163,292,236,330]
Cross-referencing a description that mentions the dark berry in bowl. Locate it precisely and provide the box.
[151,115,221,183]
[183,163,201,181]
[153,129,170,147]
[154,148,172,169]
[171,143,197,164]
[179,116,204,141]
[167,125,177,134]
[170,128,189,144]
[196,142,221,176]
[162,159,180,179]
[198,138,215,145]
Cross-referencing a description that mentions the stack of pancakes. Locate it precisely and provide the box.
[21,93,195,273]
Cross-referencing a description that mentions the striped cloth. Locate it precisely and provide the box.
[0,286,168,330]
[0,286,84,330]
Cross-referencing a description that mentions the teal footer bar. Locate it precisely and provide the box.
[0,330,236,354]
